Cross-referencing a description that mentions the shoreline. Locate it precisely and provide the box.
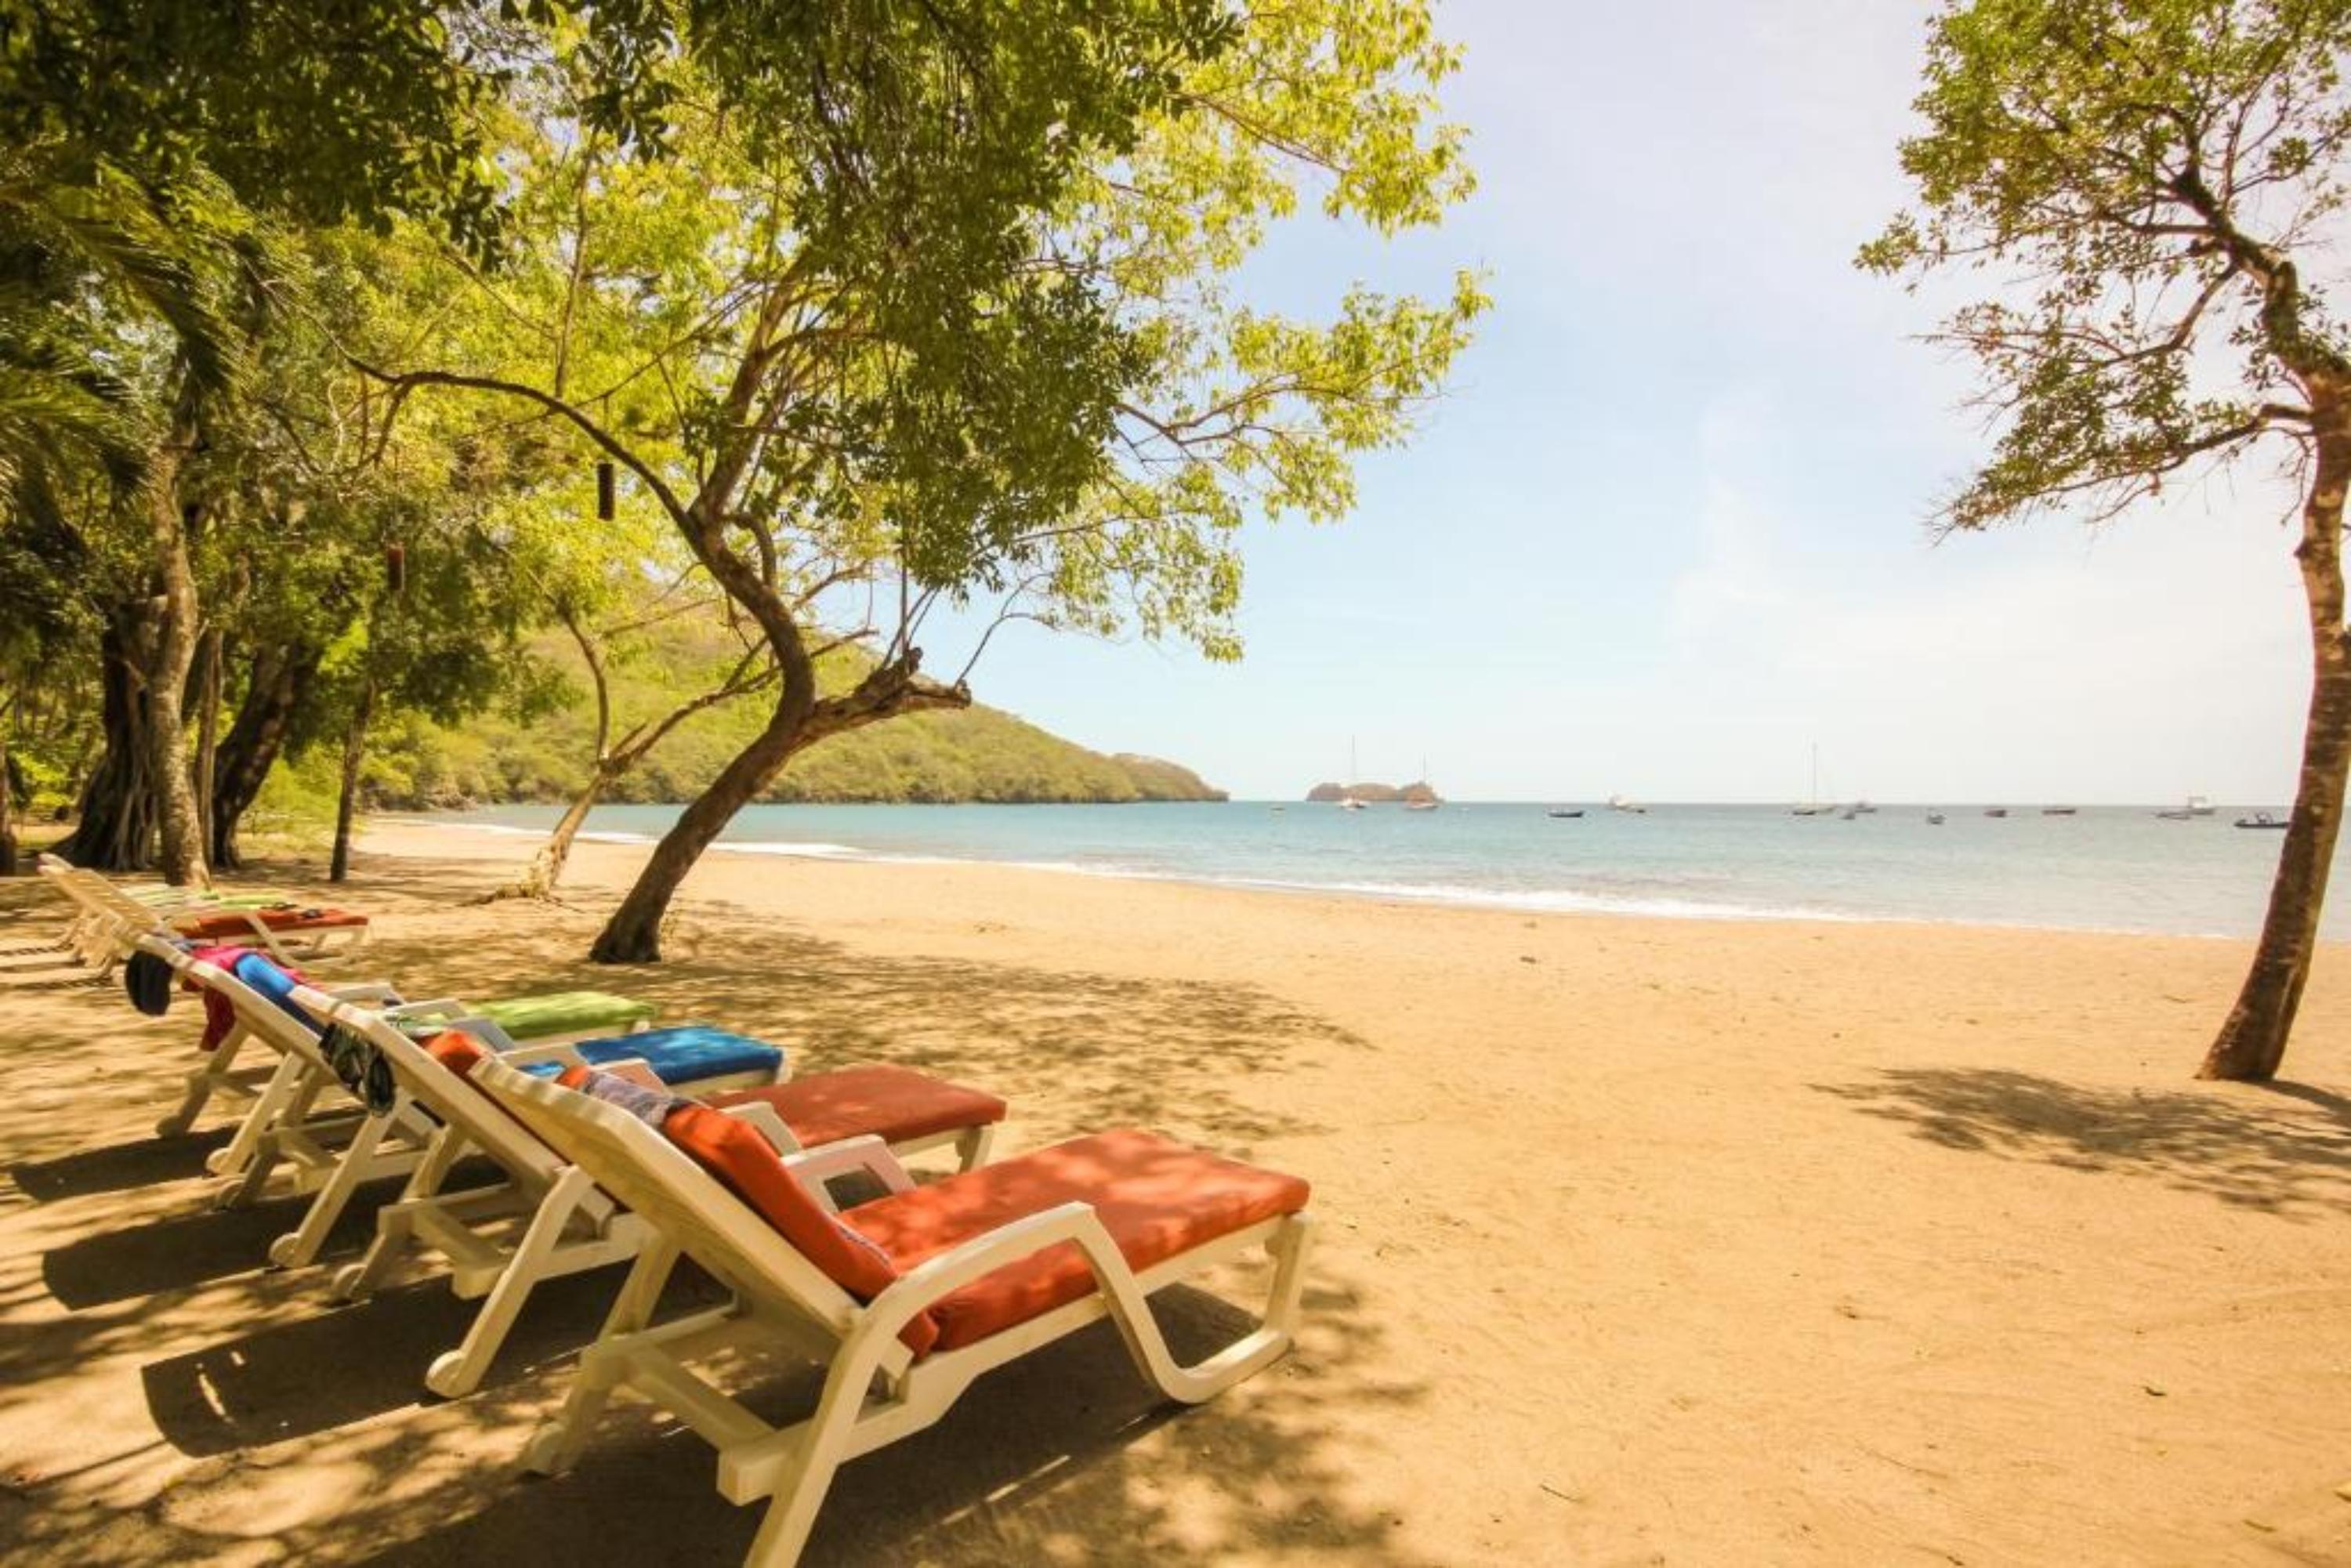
[389,809,2342,945]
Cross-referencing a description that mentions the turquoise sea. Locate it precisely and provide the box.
[421,800,2350,941]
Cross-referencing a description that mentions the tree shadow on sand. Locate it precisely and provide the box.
[353,892,1364,1156]
[0,1269,1435,1566]
[1815,1067,2351,1219]
[11,1125,237,1203]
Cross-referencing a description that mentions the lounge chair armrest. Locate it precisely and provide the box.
[290,980,403,1016]
[718,1101,803,1157]
[321,980,402,1004]
[500,1039,592,1068]
[866,1201,1114,1324]
[381,997,466,1023]
[780,1135,916,1200]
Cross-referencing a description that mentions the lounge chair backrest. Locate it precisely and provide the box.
[473,1055,865,1342]
[295,993,567,1191]
[70,871,168,928]
[39,860,131,930]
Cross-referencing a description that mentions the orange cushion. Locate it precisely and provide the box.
[658,1103,934,1354]
[843,1130,1310,1355]
[708,1064,1005,1150]
[426,1030,490,1078]
[172,907,368,939]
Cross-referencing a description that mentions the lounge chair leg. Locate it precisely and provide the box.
[1262,1211,1314,1333]
[206,1049,302,1179]
[523,1236,679,1476]
[269,1106,395,1269]
[161,1028,247,1137]
[336,1124,467,1300]
[426,1167,595,1399]
[744,1443,846,1568]
[1098,1212,1316,1406]
[953,1123,997,1171]
[741,1338,882,1568]
[219,1064,331,1208]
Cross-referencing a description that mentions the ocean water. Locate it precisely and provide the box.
[418,800,2351,940]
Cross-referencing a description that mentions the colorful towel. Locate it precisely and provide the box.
[320,1022,397,1115]
[471,990,657,1041]
[564,1066,694,1129]
[124,949,176,1016]
[187,948,334,1052]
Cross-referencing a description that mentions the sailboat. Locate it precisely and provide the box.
[1339,737,1367,809]
[1792,744,1832,815]
[1405,755,1440,811]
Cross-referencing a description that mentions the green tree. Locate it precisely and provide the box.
[1865,0,2351,1080]
[377,0,1480,962]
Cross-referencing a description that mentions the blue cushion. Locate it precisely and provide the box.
[234,952,322,1034]
[574,1025,783,1086]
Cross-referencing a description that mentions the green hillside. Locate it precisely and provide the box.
[350,623,1225,809]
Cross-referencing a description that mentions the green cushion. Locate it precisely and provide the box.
[474,990,657,1041]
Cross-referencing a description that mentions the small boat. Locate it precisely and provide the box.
[1607,794,1647,815]
[1925,812,1946,826]
[1851,799,1878,815]
[1339,797,1366,812]
[1983,807,2009,819]
[1405,758,1440,811]
[1546,807,1585,820]
[1270,805,1285,813]
[1792,744,1830,816]
[2235,812,2289,830]
[2188,794,2216,817]
[2155,806,2195,820]
[2041,806,2078,817]
[1840,806,1860,820]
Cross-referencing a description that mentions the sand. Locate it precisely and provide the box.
[1,819,2347,1566]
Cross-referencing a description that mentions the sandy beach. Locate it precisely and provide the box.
[2,820,2349,1566]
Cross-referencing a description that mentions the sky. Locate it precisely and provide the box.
[924,0,2323,806]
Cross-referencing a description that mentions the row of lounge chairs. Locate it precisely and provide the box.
[25,859,1317,1566]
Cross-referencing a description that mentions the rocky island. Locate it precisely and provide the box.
[1305,780,1440,804]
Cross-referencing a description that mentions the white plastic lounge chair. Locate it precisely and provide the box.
[129,932,444,1206]
[252,998,773,1280]
[129,935,663,1208]
[277,990,1008,1398]
[42,856,369,974]
[36,857,214,969]
[472,1054,1314,1567]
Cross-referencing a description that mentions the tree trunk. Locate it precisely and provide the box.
[510,773,609,900]
[212,644,319,869]
[0,689,17,878]
[589,696,808,963]
[190,626,223,864]
[329,671,376,884]
[144,443,209,889]
[2200,404,2351,1081]
[54,613,160,870]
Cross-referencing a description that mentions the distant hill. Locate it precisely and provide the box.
[1305,780,1439,803]
[353,618,1226,809]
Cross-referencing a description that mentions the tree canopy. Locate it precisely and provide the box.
[0,0,1480,952]
[1867,0,2351,1079]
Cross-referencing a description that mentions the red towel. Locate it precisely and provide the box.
[185,946,307,1052]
